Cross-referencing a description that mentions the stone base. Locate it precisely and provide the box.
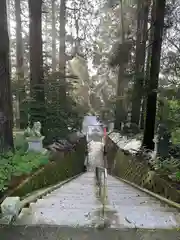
[26,136,45,153]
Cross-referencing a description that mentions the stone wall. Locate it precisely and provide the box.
[105,133,180,203]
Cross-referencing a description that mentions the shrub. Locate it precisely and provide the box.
[0,150,49,192]
[151,157,180,183]
[13,132,28,151]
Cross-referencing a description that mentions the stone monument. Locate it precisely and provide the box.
[24,121,45,153]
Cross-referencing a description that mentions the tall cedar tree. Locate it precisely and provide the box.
[59,0,66,99]
[0,0,14,152]
[131,0,150,126]
[140,1,156,129]
[28,0,45,129]
[15,0,27,129]
[52,0,56,71]
[143,0,166,149]
[114,0,125,131]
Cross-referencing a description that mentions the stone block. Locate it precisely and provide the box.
[26,136,45,152]
[1,197,21,218]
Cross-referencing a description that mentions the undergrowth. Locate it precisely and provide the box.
[152,157,180,183]
[0,134,49,192]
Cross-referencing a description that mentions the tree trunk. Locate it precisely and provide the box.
[44,12,48,66]
[0,0,14,152]
[139,98,145,129]
[59,0,66,99]
[143,0,166,150]
[114,65,125,130]
[6,0,12,77]
[52,0,56,71]
[15,0,27,129]
[140,33,152,130]
[140,2,155,129]
[114,0,125,131]
[131,0,150,126]
[28,0,45,129]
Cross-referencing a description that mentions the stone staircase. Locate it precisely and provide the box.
[14,171,179,229]
[1,140,180,239]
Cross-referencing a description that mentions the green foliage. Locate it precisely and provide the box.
[176,171,180,182]
[167,100,180,131]
[152,157,180,183]
[0,150,49,192]
[171,129,180,144]
[44,73,86,144]
[163,100,180,144]
[12,137,87,197]
[157,99,180,144]
[13,69,87,145]
[14,132,28,151]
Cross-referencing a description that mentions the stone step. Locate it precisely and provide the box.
[41,195,161,205]
[16,208,104,226]
[42,193,151,201]
[29,202,109,210]
[16,206,178,229]
[42,195,96,201]
[33,201,172,212]
[114,211,179,229]
[51,186,147,193]
[2,225,180,240]
[30,195,177,210]
[42,188,149,197]
[29,200,176,213]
